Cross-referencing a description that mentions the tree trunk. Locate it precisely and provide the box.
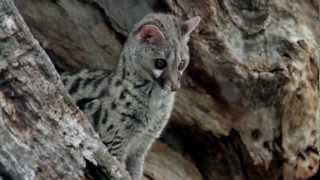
[0,1,131,179]
[4,0,320,180]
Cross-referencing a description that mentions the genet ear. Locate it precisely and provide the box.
[136,24,165,45]
[182,16,201,36]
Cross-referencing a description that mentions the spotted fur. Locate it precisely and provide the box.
[62,13,200,180]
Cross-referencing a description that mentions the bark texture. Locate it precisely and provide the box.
[8,0,320,180]
[0,1,131,179]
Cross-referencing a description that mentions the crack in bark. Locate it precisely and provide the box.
[78,0,127,42]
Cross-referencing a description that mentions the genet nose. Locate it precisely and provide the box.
[165,79,180,92]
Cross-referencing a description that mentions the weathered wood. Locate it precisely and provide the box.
[0,1,131,180]
[166,0,320,179]
[12,0,320,179]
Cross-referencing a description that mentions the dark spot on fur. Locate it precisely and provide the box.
[76,98,94,110]
[122,68,126,79]
[125,102,131,107]
[69,78,81,94]
[106,124,114,132]
[92,78,104,89]
[119,91,126,100]
[93,105,102,128]
[111,101,117,110]
[120,112,143,124]
[83,78,92,87]
[115,80,121,86]
[101,110,108,124]
[86,101,94,110]
[121,117,126,122]
[125,124,132,130]
[104,141,112,147]
[111,141,122,147]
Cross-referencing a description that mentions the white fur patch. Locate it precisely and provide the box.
[153,70,163,78]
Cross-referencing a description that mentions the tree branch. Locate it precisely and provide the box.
[0,1,130,179]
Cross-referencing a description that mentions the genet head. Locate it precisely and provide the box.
[124,14,201,91]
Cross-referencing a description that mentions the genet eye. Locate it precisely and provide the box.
[154,58,167,70]
[178,60,186,71]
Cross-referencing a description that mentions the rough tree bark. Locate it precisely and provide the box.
[0,1,131,179]
[2,0,320,180]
